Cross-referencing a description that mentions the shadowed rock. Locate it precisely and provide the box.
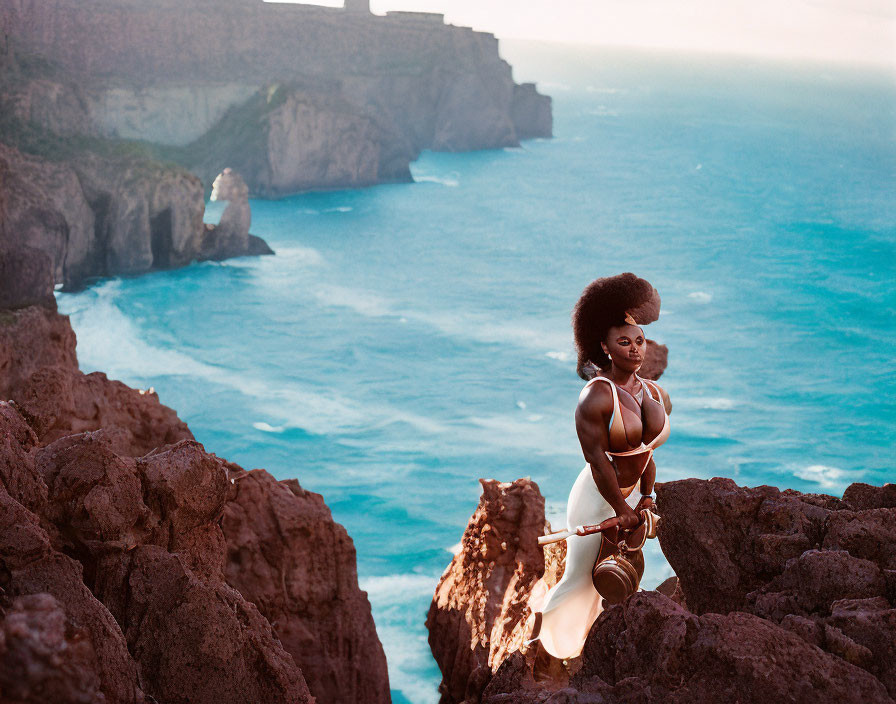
[221,467,391,704]
[0,593,105,704]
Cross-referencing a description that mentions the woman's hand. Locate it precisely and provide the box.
[635,495,654,514]
[615,505,641,530]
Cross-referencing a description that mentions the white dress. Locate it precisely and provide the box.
[534,467,642,659]
[532,375,669,660]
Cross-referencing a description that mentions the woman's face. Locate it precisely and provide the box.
[602,324,646,371]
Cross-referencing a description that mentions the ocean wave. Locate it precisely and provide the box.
[372,624,440,704]
[252,421,285,433]
[311,284,393,317]
[688,291,713,303]
[305,280,571,354]
[324,206,353,213]
[59,283,446,437]
[793,464,859,491]
[545,350,573,362]
[676,396,736,411]
[59,284,220,381]
[414,174,460,187]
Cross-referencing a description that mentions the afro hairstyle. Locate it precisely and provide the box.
[572,272,661,380]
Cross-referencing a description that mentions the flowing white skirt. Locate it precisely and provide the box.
[534,464,642,660]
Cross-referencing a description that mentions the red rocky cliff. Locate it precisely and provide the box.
[0,246,390,703]
[429,475,896,703]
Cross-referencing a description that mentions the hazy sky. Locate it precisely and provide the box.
[269,0,896,67]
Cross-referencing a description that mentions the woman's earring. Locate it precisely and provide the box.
[607,354,612,360]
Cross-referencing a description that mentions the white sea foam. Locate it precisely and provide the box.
[516,401,527,410]
[252,422,285,433]
[688,291,713,303]
[545,350,572,362]
[676,396,735,411]
[62,286,219,381]
[274,244,325,267]
[308,281,571,354]
[447,541,462,555]
[464,414,579,455]
[414,174,460,187]
[373,624,440,704]
[62,282,446,438]
[793,464,859,491]
[311,284,393,317]
[324,206,353,213]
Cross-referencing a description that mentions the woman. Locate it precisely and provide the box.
[527,272,672,662]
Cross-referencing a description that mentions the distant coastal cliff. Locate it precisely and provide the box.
[1,0,552,197]
[0,0,551,284]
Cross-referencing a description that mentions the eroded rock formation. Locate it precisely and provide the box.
[430,476,896,703]
[0,143,270,287]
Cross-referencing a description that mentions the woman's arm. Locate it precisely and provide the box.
[636,456,656,512]
[575,386,640,529]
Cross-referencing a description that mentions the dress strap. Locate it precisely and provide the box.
[587,376,620,437]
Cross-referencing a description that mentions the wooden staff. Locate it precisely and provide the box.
[537,509,657,545]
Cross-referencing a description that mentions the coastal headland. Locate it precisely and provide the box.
[1,0,551,286]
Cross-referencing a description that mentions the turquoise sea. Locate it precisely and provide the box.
[57,43,895,703]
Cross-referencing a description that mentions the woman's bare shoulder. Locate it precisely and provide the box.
[577,377,614,419]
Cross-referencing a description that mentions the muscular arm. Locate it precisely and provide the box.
[575,385,639,527]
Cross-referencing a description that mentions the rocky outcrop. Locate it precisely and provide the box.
[430,477,896,703]
[657,477,896,699]
[0,249,193,455]
[426,478,565,704]
[0,142,271,287]
[0,244,57,310]
[221,467,390,704]
[184,83,414,197]
[0,143,96,287]
[484,591,890,704]
[0,247,390,703]
[511,84,553,141]
[2,0,551,195]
